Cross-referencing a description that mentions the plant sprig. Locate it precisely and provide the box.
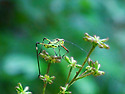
[16,83,32,94]
[16,33,110,94]
[60,33,110,92]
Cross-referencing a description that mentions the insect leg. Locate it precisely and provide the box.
[36,42,41,77]
[61,45,69,57]
[36,38,51,77]
[58,45,61,56]
[43,37,51,43]
[53,48,57,56]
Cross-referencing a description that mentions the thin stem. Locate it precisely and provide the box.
[66,67,73,85]
[36,43,41,76]
[42,63,51,94]
[79,70,88,77]
[37,54,41,76]
[68,72,93,87]
[46,63,51,74]
[68,45,96,87]
[75,72,93,81]
[43,82,47,94]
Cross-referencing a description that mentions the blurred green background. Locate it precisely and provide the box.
[0,0,125,94]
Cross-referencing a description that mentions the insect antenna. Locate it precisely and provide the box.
[65,40,87,54]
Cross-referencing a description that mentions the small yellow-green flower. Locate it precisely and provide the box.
[39,74,55,84]
[65,56,82,69]
[16,83,32,94]
[59,84,72,94]
[86,58,105,76]
[83,33,110,49]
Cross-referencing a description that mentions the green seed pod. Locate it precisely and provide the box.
[65,56,71,64]
[86,66,91,70]
[98,44,104,48]
[103,44,110,49]
[76,64,82,68]
[84,33,90,37]
[94,61,99,70]
[101,38,109,42]
[16,86,22,92]
[18,83,23,91]
[94,71,105,76]
[88,38,93,42]
[50,76,55,80]
[24,86,29,92]
[83,37,88,41]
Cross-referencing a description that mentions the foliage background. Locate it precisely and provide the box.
[0,0,125,94]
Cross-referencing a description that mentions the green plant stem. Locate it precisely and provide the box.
[68,45,96,87]
[42,63,51,94]
[43,82,47,94]
[67,70,90,88]
[46,63,51,74]
[66,67,72,85]
[75,72,93,81]
[79,70,88,77]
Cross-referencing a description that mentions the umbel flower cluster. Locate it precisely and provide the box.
[40,50,61,63]
[65,56,82,69]
[86,58,105,76]
[39,74,55,84]
[83,33,110,49]
[16,83,32,94]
